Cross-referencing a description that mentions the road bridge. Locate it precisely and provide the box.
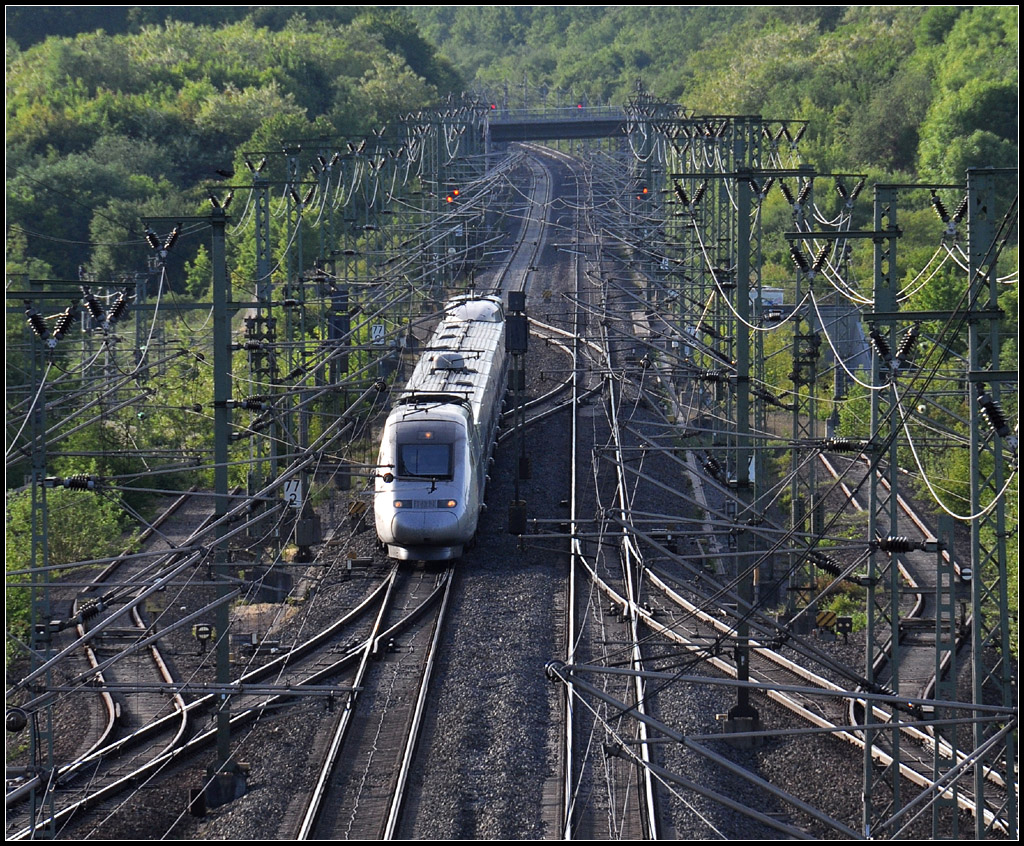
[484,106,627,146]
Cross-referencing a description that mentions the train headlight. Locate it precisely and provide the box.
[394,500,404,508]
[444,499,458,509]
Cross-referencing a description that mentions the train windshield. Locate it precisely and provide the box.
[397,443,452,478]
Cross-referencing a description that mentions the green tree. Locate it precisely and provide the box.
[6,486,132,664]
[185,244,213,299]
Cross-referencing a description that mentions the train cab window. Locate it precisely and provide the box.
[397,443,452,478]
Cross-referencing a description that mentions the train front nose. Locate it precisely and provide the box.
[390,510,460,545]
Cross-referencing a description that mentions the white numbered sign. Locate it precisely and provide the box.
[283,478,303,509]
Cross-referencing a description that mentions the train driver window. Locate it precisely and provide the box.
[397,442,452,478]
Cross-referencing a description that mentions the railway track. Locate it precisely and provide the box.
[298,565,453,840]
[8,141,1012,841]
[6,491,215,837]
[8,553,396,839]
[536,146,1015,839]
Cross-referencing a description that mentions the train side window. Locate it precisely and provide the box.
[397,443,452,478]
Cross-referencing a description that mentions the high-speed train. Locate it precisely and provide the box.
[374,294,508,560]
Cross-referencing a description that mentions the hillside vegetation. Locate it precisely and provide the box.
[6,7,460,281]
[412,5,1017,182]
[6,6,1017,282]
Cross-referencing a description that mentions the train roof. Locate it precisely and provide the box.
[396,296,506,424]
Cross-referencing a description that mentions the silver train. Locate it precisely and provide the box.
[374,294,508,560]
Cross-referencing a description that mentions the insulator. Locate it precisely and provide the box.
[952,195,968,223]
[63,475,96,490]
[673,181,689,207]
[835,179,849,200]
[812,244,830,273]
[778,180,796,206]
[849,178,865,201]
[796,182,812,206]
[754,387,787,409]
[895,324,920,363]
[930,192,950,223]
[303,186,316,205]
[699,322,723,340]
[242,340,264,351]
[758,177,774,199]
[809,552,843,577]
[144,228,161,250]
[869,329,892,362]
[978,394,1010,438]
[283,366,306,381]
[703,457,722,478]
[107,291,128,325]
[698,370,728,383]
[823,437,870,453]
[289,188,301,205]
[221,191,233,209]
[25,306,48,339]
[240,396,270,411]
[692,181,707,206]
[163,226,180,251]
[878,536,916,553]
[82,288,103,321]
[791,124,807,144]
[789,245,810,273]
[52,304,77,339]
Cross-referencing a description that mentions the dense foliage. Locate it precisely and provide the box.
[411,6,1017,180]
[6,6,1017,282]
[6,7,461,281]
[5,6,1017,656]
